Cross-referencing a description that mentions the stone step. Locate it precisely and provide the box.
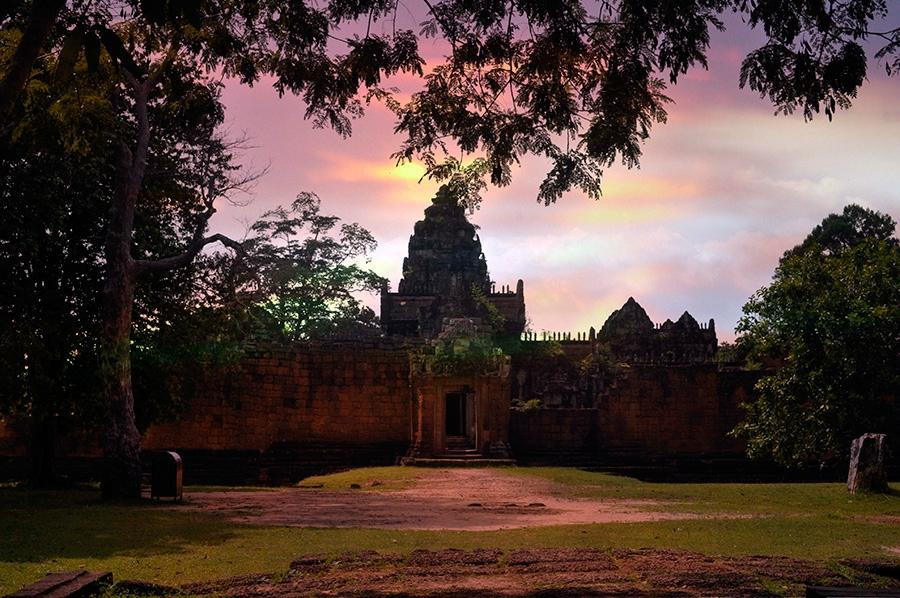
[401,457,516,467]
[445,443,474,450]
[8,570,112,597]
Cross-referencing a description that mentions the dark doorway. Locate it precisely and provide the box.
[445,392,466,436]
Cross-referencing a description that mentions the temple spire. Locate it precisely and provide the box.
[399,184,490,296]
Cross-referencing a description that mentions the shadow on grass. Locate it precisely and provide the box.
[0,487,241,564]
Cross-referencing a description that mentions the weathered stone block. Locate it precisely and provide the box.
[847,433,888,493]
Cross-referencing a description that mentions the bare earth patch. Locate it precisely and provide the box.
[180,469,743,530]
[857,515,900,525]
[180,547,888,597]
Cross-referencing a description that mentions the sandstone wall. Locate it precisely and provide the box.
[510,366,758,462]
[2,343,765,483]
[510,409,597,452]
[143,342,412,451]
[597,365,750,455]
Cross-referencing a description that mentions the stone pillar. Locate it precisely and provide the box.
[847,433,888,494]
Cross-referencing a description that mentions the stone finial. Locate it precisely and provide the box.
[847,433,888,493]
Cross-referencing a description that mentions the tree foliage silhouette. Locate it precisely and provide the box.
[734,205,900,468]
[0,48,384,489]
[200,193,386,343]
[2,0,898,205]
[4,0,897,226]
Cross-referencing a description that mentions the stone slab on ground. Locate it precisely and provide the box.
[806,586,900,597]
[848,433,889,493]
[7,570,112,598]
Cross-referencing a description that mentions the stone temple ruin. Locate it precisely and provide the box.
[379,186,725,465]
[0,186,758,483]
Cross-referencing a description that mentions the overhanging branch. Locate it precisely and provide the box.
[134,232,243,275]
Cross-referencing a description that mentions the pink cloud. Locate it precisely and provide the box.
[211,23,900,343]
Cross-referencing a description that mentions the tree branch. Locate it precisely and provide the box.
[112,41,185,262]
[421,0,457,49]
[134,233,243,274]
[0,0,66,125]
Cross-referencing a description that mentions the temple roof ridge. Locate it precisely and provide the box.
[676,311,700,329]
[601,297,654,336]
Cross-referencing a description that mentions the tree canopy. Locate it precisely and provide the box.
[0,39,231,482]
[734,205,900,468]
[200,192,386,343]
[2,1,898,206]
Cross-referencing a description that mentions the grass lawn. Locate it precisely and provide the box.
[295,465,423,491]
[1,467,898,594]
[508,467,900,516]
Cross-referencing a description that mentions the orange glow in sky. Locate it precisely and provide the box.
[211,24,900,342]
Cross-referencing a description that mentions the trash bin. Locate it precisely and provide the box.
[151,451,183,501]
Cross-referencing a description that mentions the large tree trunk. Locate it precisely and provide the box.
[99,253,142,498]
[93,56,195,498]
[95,59,220,498]
[98,120,147,498]
[0,0,65,124]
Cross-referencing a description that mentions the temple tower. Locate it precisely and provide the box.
[381,185,525,338]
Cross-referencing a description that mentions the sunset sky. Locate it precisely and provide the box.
[210,12,900,342]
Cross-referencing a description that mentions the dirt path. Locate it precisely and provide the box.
[177,547,895,597]
[181,468,741,531]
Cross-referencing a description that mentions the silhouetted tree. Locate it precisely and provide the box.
[0,81,109,487]
[0,60,383,488]
[734,205,900,468]
[199,193,386,343]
